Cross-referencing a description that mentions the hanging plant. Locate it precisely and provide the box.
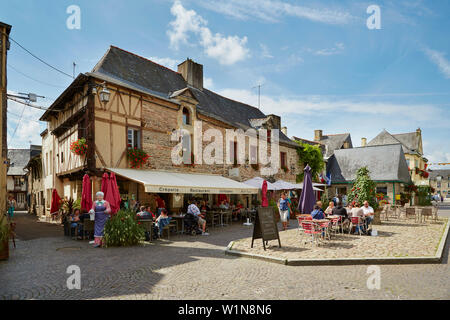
[127,147,150,168]
[70,138,87,156]
[281,165,289,173]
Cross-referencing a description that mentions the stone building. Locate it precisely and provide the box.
[366,128,428,186]
[326,144,411,204]
[313,130,353,160]
[24,145,45,216]
[39,46,301,212]
[6,149,30,210]
[429,169,450,199]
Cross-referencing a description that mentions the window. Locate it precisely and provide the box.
[17,193,25,204]
[376,187,388,195]
[250,145,257,163]
[267,129,271,144]
[182,133,192,164]
[61,152,64,163]
[414,159,419,168]
[14,177,22,187]
[127,128,141,149]
[229,141,237,165]
[182,107,191,125]
[280,152,287,168]
[406,159,410,168]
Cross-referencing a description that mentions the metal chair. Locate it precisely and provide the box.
[420,207,433,223]
[432,205,439,222]
[405,207,417,222]
[349,216,364,235]
[301,221,322,246]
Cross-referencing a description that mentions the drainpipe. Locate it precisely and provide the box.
[393,182,396,205]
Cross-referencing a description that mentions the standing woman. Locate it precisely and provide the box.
[7,196,16,219]
[89,191,111,248]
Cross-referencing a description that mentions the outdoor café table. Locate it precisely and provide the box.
[170,214,185,234]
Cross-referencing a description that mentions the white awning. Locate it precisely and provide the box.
[106,168,259,194]
[293,182,324,192]
[243,177,277,190]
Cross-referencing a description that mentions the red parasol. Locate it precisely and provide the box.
[104,174,116,215]
[109,172,121,214]
[261,180,268,207]
[81,174,92,213]
[50,189,61,215]
[101,172,109,195]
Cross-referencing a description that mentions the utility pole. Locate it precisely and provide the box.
[0,21,11,220]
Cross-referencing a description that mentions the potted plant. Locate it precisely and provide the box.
[281,165,289,173]
[70,138,88,156]
[103,209,145,247]
[127,147,150,168]
[0,216,10,260]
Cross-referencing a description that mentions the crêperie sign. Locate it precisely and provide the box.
[251,206,281,250]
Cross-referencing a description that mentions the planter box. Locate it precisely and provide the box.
[0,240,9,260]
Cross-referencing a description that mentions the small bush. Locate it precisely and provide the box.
[104,209,145,247]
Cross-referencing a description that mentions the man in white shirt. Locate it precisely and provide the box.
[361,200,374,231]
[187,200,209,236]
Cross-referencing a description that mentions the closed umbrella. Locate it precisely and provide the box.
[261,180,268,207]
[109,172,121,214]
[101,172,109,195]
[81,174,93,213]
[298,164,316,214]
[50,189,61,215]
[104,174,115,215]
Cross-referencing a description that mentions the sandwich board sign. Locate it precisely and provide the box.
[251,206,281,250]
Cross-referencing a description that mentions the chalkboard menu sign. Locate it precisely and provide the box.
[251,206,281,250]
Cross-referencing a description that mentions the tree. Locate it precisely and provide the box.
[295,142,324,182]
[347,167,378,210]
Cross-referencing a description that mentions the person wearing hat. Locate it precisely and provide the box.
[89,191,111,247]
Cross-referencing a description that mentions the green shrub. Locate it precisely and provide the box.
[104,209,145,247]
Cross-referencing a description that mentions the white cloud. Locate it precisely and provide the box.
[167,0,249,65]
[259,43,273,59]
[313,42,345,56]
[194,0,355,25]
[423,47,450,79]
[147,56,178,70]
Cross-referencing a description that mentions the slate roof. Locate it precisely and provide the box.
[89,46,295,146]
[429,169,450,180]
[318,133,353,158]
[367,129,422,156]
[7,149,30,176]
[326,144,411,183]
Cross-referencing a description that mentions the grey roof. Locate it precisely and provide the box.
[319,133,353,158]
[326,144,411,183]
[7,149,30,176]
[429,169,450,180]
[90,46,295,146]
[368,129,422,155]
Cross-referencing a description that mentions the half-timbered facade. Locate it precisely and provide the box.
[40,46,301,212]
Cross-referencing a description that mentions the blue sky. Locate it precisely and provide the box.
[1,0,449,168]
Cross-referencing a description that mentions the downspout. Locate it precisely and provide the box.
[393,182,396,205]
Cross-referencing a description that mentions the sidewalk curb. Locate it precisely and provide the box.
[225,219,449,266]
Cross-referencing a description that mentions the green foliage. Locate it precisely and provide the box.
[347,167,378,210]
[0,215,10,243]
[417,186,432,206]
[295,142,324,182]
[320,188,330,211]
[104,209,145,247]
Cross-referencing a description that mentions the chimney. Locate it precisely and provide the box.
[416,127,421,136]
[281,126,287,136]
[177,58,203,90]
[314,130,323,142]
[361,137,367,147]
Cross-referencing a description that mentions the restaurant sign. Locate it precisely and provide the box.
[144,185,258,194]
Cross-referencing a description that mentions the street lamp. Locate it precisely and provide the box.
[91,82,110,103]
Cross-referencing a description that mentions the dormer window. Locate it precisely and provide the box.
[182,107,191,125]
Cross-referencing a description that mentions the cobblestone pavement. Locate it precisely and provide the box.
[232,218,448,260]
[1,210,449,300]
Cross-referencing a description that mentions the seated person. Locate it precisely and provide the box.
[350,203,365,234]
[311,205,325,220]
[155,208,171,238]
[361,201,374,231]
[324,201,334,216]
[232,201,243,220]
[219,200,230,210]
[70,209,83,239]
[200,200,210,212]
[137,205,155,220]
[332,203,350,230]
[187,200,209,236]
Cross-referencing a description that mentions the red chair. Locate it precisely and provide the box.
[316,220,331,240]
[349,216,364,235]
[330,216,343,235]
[301,221,322,246]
